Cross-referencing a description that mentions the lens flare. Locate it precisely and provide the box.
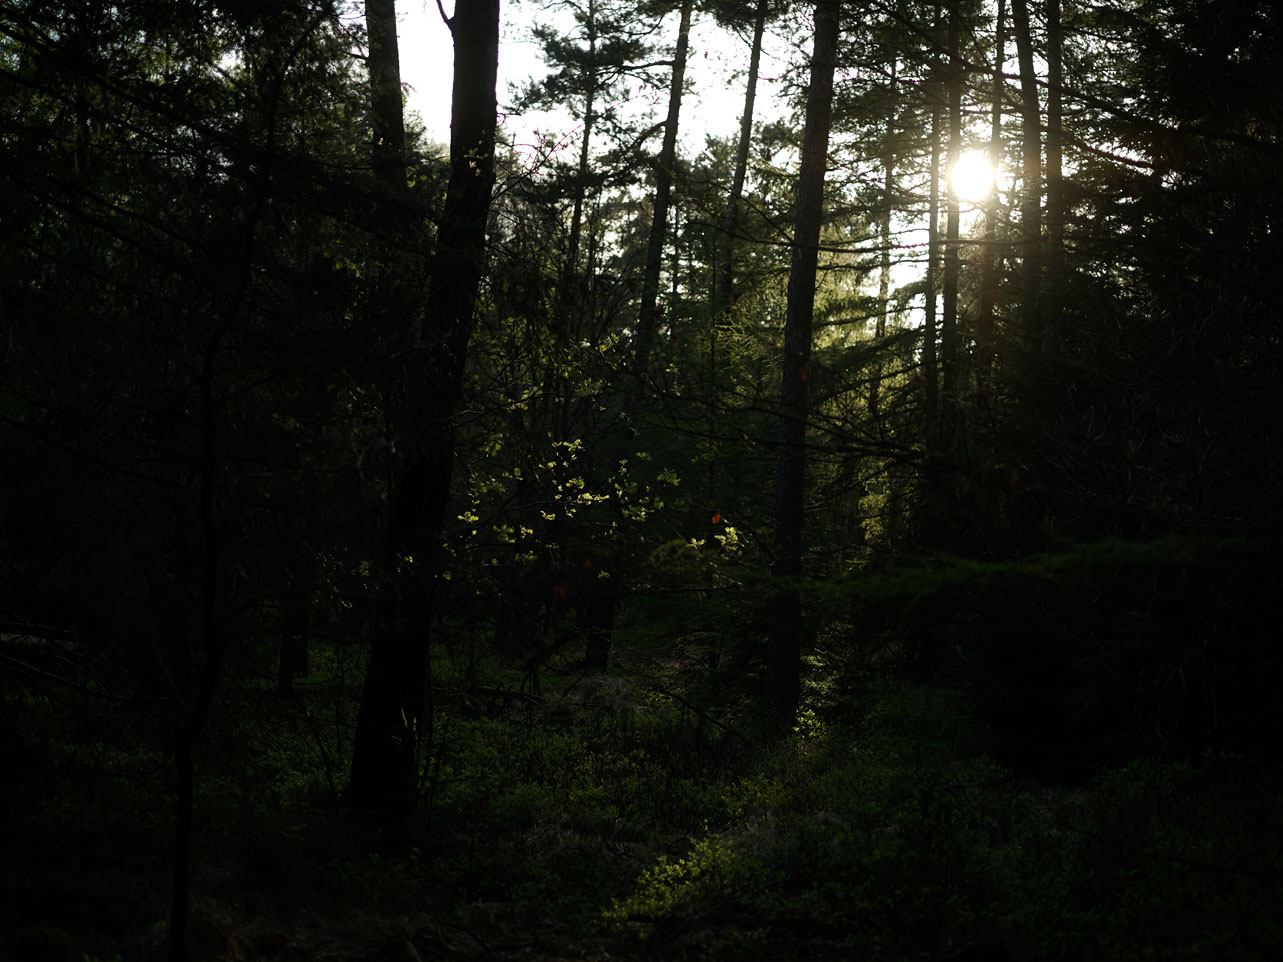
[950,150,996,203]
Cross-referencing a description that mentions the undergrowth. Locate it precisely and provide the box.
[3,649,1281,962]
[600,682,1283,961]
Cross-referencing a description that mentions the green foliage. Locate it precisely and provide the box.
[2,0,1281,958]
[5,635,1281,962]
[604,830,765,936]
[792,535,1282,772]
[602,683,1283,962]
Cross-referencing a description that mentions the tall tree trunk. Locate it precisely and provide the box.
[631,0,693,383]
[1044,0,1064,356]
[565,0,598,277]
[923,103,942,442]
[765,0,840,724]
[170,341,228,962]
[366,0,406,191]
[869,57,898,423]
[708,0,767,512]
[170,734,193,962]
[940,2,964,453]
[713,0,768,314]
[549,6,598,443]
[1010,0,1043,353]
[976,0,1005,408]
[347,0,499,821]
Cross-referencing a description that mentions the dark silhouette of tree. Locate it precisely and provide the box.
[938,0,966,456]
[513,0,654,279]
[975,0,1005,404]
[1043,0,1064,355]
[346,0,501,821]
[1009,0,1042,355]
[765,0,841,723]
[631,0,694,386]
[712,0,772,316]
[0,3,412,954]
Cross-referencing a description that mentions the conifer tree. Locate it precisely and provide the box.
[766,0,841,723]
[631,0,694,386]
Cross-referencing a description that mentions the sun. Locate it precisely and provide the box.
[949,150,996,204]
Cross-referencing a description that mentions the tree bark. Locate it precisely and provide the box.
[869,57,898,423]
[976,0,1005,407]
[1044,0,1064,355]
[706,0,765,508]
[923,103,942,442]
[713,0,768,315]
[940,1,964,453]
[709,0,766,525]
[170,340,228,962]
[549,2,600,443]
[565,0,598,277]
[765,0,840,724]
[631,0,693,384]
[347,0,499,820]
[1010,0,1043,353]
[366,0,407,191]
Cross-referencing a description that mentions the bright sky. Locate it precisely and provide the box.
[394,0,792,161]
[391,2,1005,340]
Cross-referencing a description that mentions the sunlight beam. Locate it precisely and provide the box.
[949,149,996,204]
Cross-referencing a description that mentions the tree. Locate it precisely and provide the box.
[922,95,943,447]
[765,0,841,723]
[1009,0,1042,355]
[0,3,406,955]
[712,0,772,316]
[938,0,966,455]
[631,0,694,386]
[867,53,899,423]
[1042,0,1064,355]
[346,0,500,820]
[975,0,1005,404]
[513,0,654,279]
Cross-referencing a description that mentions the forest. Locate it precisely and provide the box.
[1,0,1280,959]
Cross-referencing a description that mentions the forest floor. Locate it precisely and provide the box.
[4,643,1283,962]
